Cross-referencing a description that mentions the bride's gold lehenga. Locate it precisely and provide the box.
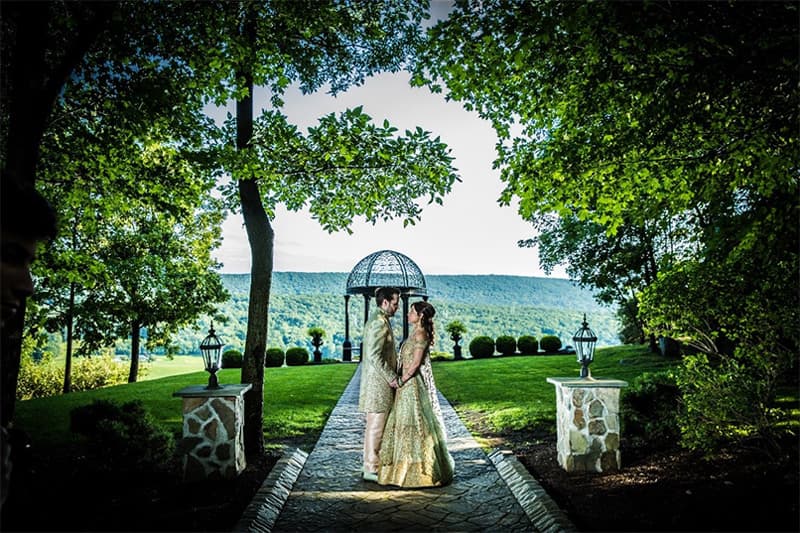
[377,338,454,488]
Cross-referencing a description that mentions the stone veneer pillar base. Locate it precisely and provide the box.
[546,377,628,473]
[173,383,252,481]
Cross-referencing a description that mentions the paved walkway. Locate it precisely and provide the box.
[235,366,574,532]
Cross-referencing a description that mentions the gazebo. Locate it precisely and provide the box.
[342,249,428,361]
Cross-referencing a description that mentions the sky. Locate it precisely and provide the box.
[211,71,567,279]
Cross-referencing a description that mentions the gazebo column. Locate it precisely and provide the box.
[360,294,370,361]
[401,293,410,342]
[342,295,351,362]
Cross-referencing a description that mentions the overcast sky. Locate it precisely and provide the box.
[211,70,567,279]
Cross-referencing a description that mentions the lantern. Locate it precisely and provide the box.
[572,314,597,378]
[200,323,224,389]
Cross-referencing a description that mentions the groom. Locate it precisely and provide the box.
[358,286,400,482]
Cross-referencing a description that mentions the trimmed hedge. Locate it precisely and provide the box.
[540,335,563,353]
[285,347,309,366]
[265,347,285,368]
[495,335,517,356]
[469,336,495,358]
[517,336,539,355]
[222,349,243,369]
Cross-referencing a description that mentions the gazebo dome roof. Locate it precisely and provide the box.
[346,249,427,296]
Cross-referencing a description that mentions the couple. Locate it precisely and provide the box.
[358,287,454,488]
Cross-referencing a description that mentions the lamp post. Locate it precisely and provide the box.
[200,323,224,389]
[573,314,597,378]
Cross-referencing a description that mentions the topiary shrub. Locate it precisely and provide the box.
[495,335,516,356]
[517,336,539,355]
[70,399,175,475]
[540,335,563,353]
[468,336,495,358]
[221,349,243,369]
[265,347,285,368]
[285,347,309,366]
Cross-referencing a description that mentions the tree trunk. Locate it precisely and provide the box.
[239,178,273,459]
[235,16,270,457]
[63,282,75,394]
[128,320,141,383]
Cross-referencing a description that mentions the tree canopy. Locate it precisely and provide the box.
[417,0,799,452]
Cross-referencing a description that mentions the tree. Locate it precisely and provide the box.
[217,1,458,457]
[520,212,684,351]
[417,1,798,451]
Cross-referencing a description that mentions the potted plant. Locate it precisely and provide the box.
[307,327,326,364]
[444,320,468,360]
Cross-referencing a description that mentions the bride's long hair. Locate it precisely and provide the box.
[412,301,436,346]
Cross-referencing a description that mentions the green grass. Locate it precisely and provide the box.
[140,355,206,380]
[14,364,357,457]
[434,344,677,433]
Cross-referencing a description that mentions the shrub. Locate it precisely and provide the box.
[17,353,130,400]
[622,370,681,448]
[285,347,309,366]
[221,349,243,369]
[265,347,285,368]
[540,335,563,353]
[468,336,495,358]
[495,335,517,356]
[517,336,539,355]
[70,399,175,475]
[430,351,454,362]
[675,351,784,454]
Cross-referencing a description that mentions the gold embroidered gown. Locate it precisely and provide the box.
[377,338,454,488]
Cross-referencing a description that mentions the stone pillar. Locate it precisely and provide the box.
[172,383,252,481]
[546,377,628,473]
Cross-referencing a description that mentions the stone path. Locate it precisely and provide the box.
[235,366,575,532]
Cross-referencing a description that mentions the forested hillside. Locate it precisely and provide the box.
[166,272,619,358]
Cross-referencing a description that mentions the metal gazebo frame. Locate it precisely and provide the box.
[342,250,428,361]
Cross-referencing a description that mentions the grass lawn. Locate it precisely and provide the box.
[434,344,676,435]
[14,364,358,454]
[140,355,206,380]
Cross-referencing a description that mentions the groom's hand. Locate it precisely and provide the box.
[389,378,399,389]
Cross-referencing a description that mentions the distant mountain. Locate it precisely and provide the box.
[191,272,619,358]
[224,272,605,311]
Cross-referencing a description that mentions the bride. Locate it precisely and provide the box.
[377,301,454,488]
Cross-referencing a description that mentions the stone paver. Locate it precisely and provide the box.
[235,366,575,532]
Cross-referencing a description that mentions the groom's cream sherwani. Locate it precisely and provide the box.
[358,308,397,412]
[358,307,398,473]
